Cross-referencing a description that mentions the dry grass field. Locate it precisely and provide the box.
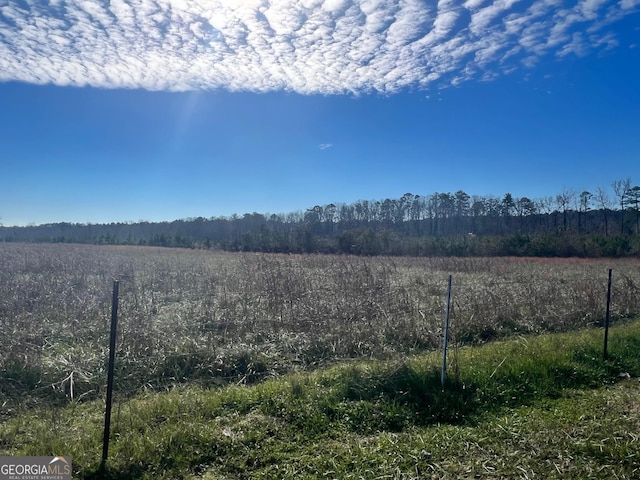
[1,243,639,412]
[2,243,640,478]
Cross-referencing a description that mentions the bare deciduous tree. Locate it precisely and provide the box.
[555,188,576,231]
[612,178,632,234]
[595,187,613,236]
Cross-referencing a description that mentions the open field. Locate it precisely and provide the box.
[1,243,640,413]
[2,319,640,479]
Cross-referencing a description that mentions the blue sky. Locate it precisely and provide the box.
[1,0,639,226]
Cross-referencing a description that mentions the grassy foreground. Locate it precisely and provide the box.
[2,320,640,479]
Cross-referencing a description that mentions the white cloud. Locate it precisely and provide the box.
[319,143,333,149]
[468,0,522,36]
[463,0,489,9]
[621,0,640,8]
[0,0,637,93]
[557,32,589,57]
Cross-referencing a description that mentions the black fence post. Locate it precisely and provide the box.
[101,280,119,468]
[603,269,612,360]
[441,275,452,388]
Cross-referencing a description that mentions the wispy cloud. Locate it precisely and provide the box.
[319,143,333,150]
[0,0,637,93]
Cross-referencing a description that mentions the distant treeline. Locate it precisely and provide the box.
[2,181,640,257]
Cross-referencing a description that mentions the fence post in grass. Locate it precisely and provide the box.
[101,280,120,468]
[441,275,452,388]
[603,269,612,360]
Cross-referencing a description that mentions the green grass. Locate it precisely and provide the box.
[2,319,640,479]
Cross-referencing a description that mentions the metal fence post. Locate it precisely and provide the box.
[441,275,452,388]
[102,280,119,468]
[603,269,612,360]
